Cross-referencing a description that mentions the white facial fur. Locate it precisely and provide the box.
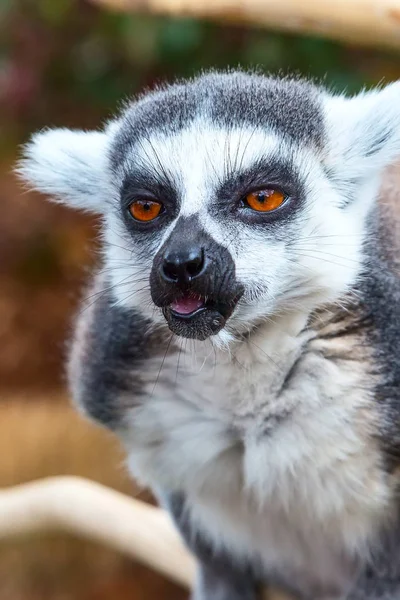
[17,79,400,345]
[107,124,369,333]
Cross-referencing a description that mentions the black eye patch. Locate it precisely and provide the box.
[120,170,179,208]
[119,170,181,233]
[211,156,306,227]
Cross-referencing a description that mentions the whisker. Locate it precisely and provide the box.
[151,333,175,397]
[293,252,360,270]
[293,247,361,264]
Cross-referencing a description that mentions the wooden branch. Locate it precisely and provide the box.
[0,476,293,599]
[89,0,400,51]
[0,476,195,589]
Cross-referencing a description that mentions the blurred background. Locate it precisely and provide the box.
[1,1,400,598]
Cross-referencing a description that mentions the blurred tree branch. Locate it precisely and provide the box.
[0,476,195,588]
[89,0,400,51]
[0,476,292,600]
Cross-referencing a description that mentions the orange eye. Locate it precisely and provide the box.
[245,189,286,212]
[129,199,163,222]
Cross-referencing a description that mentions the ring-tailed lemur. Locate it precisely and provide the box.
[18,70,400,599]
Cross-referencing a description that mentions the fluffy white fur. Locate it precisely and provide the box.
[123,310,385,596]
[324,82,400,183]
[18,127,112,211]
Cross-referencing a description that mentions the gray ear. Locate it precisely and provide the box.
[17,127,112,213]
[324,82,400,187]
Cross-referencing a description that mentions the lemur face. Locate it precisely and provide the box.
[18,72,400,343]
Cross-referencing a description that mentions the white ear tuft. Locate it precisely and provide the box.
[17,128,111,213]
[324,82,400,188]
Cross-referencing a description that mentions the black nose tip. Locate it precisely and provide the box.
[161,247,205,283]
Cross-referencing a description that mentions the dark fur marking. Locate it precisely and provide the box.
[120,170,181,215]
[68,275,170,429]
[357,211,400,473]
[119,170,181,242]
[150,215,239,301]
[164,492,260,600]
[364,129,392,159]
[348,516,400,598]
[277,353,304,396]
[213,156,306,233]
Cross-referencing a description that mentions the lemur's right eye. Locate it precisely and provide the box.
[128,199,163,222]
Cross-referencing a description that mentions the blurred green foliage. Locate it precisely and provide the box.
[2,0,400,154]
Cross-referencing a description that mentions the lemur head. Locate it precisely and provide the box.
[18,71,400,343]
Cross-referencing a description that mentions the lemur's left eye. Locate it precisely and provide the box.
[128,199,163,222]
[244,189,286,212]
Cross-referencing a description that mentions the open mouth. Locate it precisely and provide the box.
[163,292,234,340]
[170,293,206,318]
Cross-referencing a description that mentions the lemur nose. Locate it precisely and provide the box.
[161,247,205,284]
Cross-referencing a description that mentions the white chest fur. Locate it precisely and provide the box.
[123,314,389,598]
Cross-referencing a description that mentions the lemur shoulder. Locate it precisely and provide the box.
[19,71,400,599]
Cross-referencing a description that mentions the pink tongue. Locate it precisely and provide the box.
[171,295,204,315]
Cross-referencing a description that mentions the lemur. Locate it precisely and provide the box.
[18,70,400,599]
